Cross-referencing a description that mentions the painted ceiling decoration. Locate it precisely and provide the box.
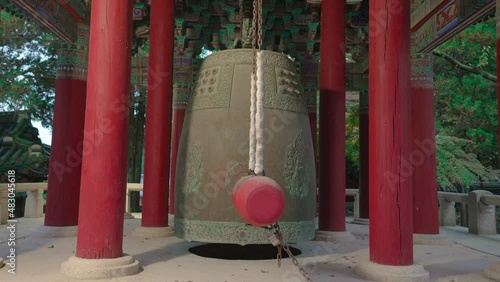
[7,0,89,41]
[0,0,495,53]
[411,0,495,53]
[1,0,496,75]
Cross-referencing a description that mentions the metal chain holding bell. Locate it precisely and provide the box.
[257,0,263,49]
[269,223,312,282]
[251,0,258,79]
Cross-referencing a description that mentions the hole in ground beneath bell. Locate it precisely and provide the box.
[189,244,302,260]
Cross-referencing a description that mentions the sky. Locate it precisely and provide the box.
[33,121,52,145]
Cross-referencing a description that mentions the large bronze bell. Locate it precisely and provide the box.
[174,49,316,245]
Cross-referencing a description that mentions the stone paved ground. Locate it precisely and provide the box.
[0,216,498,282]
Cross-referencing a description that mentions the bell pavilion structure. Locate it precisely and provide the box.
[1,0,500,281]
[0,112,50,183]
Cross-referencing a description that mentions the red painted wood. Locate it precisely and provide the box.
[318,0,346,232]
[497,39,500,167]
[169,108,186,214]
[359,103,369,219]
[141,0,175,227]
[45,79,86,227]
[419,2,494,53]
[75,0,133,259]
[58,0,86,23]
[232,176,285,227]
[411,61,439,235]
[369,0,413,266]
[410,0,450,32]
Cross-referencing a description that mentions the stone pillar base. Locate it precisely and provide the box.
[484,262,500,281]
[351,218,370,225]
[61,255,139,279]
[413,233,453,246]
[315,230,355,242]
[124,212,135,219]
[354,259,429,282]
[132,226,174,238]
[32,225,78,238]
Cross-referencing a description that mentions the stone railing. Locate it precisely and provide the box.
[344,189,499,234]
[0,182,46,224]
[0,183,145,225]
[438,190,499,235]
[0,183,358,223]
[346,188,360,218]
[125,183,143,218]
[5,183,497,235]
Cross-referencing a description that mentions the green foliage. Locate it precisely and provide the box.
[343,17,499,190]
[345,104,359,168]
[434,15,499,171]
[345,103,361,185]
[436,135,498,192]
[0,9,58,128]
[436,16,496,74]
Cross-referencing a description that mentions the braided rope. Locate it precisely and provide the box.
[254,50,264,175]
[249,71,256,171]
[248,0,264,175]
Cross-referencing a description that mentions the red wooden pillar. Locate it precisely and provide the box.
[317,0,352,241]
[486,5,500,272]
[169,59,196,215]
[411,53,439,235]
[140,0,175,229]
[368,0,413,266]
[497,0,500,164]
[169,104,186,214]
[355,2,429,279]
[358,90,369,220]
[44,24,88,229]
[75,0,133,259]
[486,4,500,279]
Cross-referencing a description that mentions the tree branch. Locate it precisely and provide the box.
[433,50,497,83]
